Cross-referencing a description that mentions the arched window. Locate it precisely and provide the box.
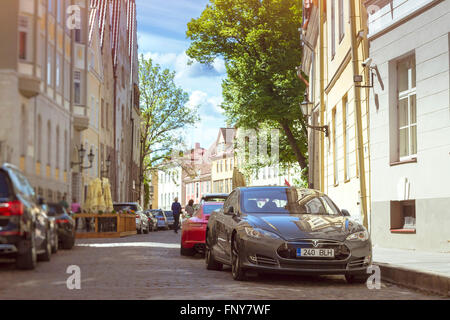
[47,120,51,166]
[37,115,42,162]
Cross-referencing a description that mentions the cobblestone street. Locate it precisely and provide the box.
[0,230,446,300]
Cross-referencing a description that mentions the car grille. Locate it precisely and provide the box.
[347,257,366,269]
[277,239,350,260]
[255,255,278,266]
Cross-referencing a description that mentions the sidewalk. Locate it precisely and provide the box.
[372,246,450,297]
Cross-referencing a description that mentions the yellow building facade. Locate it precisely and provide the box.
[301,0,371,227]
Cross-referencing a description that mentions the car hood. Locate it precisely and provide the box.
[247,214,365,242]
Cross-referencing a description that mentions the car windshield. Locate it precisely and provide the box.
[113,204,138,212]
[0,171,10,201]
[153,211,164,216]
[48,204,66,217]
[203,204,223,214]
[201,195,228,202]
[241,188,340,215]
[165,211,173,217]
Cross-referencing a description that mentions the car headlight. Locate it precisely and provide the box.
[244,227,281,240]
[346,230,369,241]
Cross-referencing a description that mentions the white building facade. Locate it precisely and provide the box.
[158,166,182,211]
[366,0,450,252]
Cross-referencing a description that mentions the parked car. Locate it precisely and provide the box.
[40,203,59,253]
[113,202,149,234]
[200,193,229,204]
[0,163,52,269]
[205,186,372,283]
[164,211,175,229]
[181,202,224,256]
[47,203,76,250]
[144,210,158,232]
[152,209,169,230]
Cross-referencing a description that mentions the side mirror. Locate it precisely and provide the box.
[225,206,235,216]
[342,209,351,217]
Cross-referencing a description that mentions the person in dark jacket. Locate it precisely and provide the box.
[171,197,182,233]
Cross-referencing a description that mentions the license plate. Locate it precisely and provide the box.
[296,248,334,258]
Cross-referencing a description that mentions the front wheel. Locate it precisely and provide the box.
[345,273,369,284]
[231,235,247,281]
[16,231,37,270]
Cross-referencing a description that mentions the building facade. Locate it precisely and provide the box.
[210,128,236,194]
[158,165,182,211]
[301,0,371,226]
[365,0,450,252]
[183,143,212,205]
[0,0,140,207]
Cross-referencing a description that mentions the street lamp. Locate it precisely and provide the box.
[71,145,95,171]
[101,155,112,178]
[301,92,329,137]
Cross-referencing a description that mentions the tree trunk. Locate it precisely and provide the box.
[279,120,308,170]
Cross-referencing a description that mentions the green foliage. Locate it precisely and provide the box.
[138,55,200,185]
[143,182,150,210]
[186,0,308,176]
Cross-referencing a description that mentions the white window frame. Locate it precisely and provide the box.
[397,55,417,161]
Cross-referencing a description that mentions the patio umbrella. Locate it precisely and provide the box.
[103,178,113,213]
[83,180,95,213]
[93,178,105,213]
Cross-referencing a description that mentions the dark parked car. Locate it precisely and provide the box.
[164,211,175,229]
[0,163,52,269]
[40,203,59,254]
[144,210,158,232]
[47,203,76,250]
[205,186,372,283]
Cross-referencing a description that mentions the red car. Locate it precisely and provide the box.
[180,202,224,256]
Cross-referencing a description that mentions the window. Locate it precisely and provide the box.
[48,0,53,13]
[56,0,61,23]
[332,108,338,185]
[56,126,59,169]
[19,31,27,60]
[37,116,42,162]
[397,55,417,160]
[74,71,81,104]
[101,99,105,128]
[343,97,350,181]
[47,121,51,166]
[47,45,53,86]
[56,54,61,90]
[338,0,344,42]
[331,0,336,58]
[390,200,416,232]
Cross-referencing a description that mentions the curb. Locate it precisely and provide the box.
[375,262,450,297]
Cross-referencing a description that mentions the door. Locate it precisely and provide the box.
[216,190,239,261]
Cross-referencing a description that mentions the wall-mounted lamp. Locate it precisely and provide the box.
[301,92,329,137]
[71,145,95,172]
[355,58,385,90]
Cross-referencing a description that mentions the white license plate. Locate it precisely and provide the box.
[296,248,335,258]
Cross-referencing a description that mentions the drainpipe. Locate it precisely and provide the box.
[319,0,325,193]
[349,0,369,229]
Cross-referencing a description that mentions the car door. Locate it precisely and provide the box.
[215,190,239,261]
[221,190,241,260]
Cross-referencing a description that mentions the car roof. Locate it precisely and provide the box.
[203,201,224,205]
[237,186,325,196]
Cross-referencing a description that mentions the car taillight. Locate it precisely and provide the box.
[56,219,69,224]
[158,217,165,221]
[136,214,139,218]
[0,200,24,216]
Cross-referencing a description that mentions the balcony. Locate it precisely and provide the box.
[18,75,41,98]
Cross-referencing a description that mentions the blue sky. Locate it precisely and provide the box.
[135,0,226,150]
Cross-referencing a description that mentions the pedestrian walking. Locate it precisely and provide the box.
[71,197,81,231]
[171,197,182,234]
[59,193,69,210]
[185,199,195,218]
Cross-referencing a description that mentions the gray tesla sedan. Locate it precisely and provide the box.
[205,186,372,283]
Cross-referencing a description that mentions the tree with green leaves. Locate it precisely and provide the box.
[138,55,199,200]
[186,0,308,177]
